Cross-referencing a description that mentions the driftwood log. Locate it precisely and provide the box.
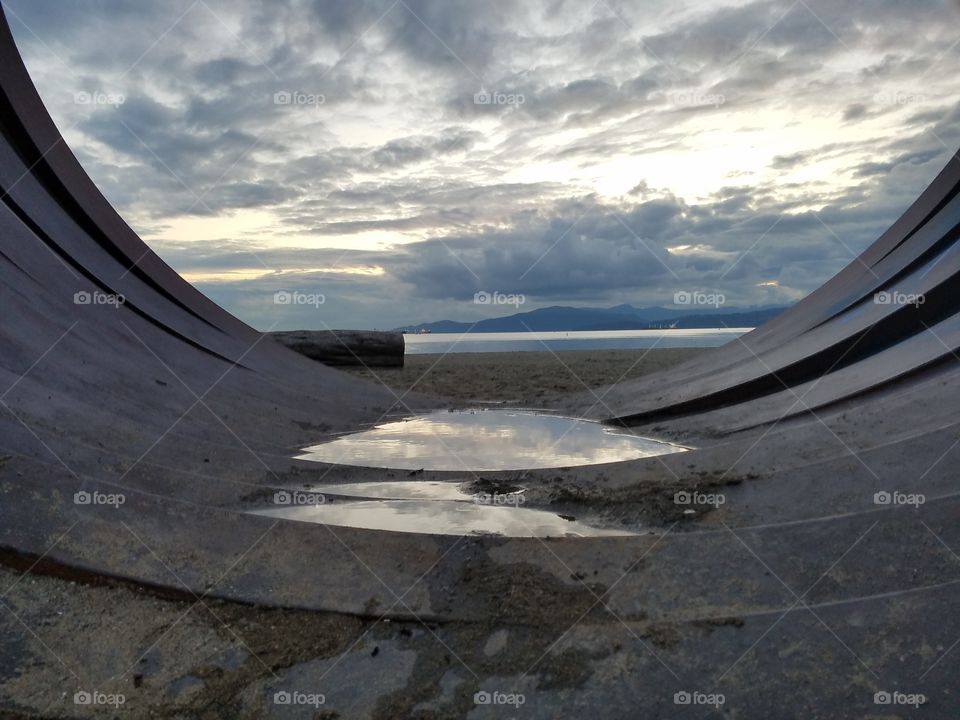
[270,330,404,367]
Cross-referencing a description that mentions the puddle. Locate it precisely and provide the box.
[250,500,633,537]
[251,480,634,537]
[294,409,686,471]
[314,480,475,501]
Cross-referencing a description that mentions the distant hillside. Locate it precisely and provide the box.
[395,304,788,333]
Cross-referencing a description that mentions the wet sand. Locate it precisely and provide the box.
[342,348,709,405]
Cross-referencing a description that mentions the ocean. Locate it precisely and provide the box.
[403,328,752,354]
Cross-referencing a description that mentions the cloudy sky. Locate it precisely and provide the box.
[5,0,960,329]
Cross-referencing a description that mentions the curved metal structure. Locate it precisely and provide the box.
[1,7,958,718]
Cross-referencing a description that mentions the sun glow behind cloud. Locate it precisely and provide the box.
[7,0,960,329]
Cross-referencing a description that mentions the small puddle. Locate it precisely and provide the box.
[249,480,635,537]
[315,480,474,501]
[251,500,631,538]
[294,409,685,471]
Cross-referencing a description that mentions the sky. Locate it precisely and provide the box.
[5,0,960,330]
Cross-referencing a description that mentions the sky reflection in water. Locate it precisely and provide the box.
[295,409,686,471]
[251,499,634,537]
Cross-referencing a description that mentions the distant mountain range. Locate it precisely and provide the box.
[394,304,789,333]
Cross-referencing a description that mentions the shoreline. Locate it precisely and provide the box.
[402,329,748,356]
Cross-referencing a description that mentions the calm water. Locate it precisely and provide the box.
[294,409,687,471]
[251,480,636,537]
[404,328,751,354]
[261,410,684,536]
[270,409,686,537]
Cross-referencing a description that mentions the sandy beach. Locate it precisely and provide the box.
[342,348,710,405]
